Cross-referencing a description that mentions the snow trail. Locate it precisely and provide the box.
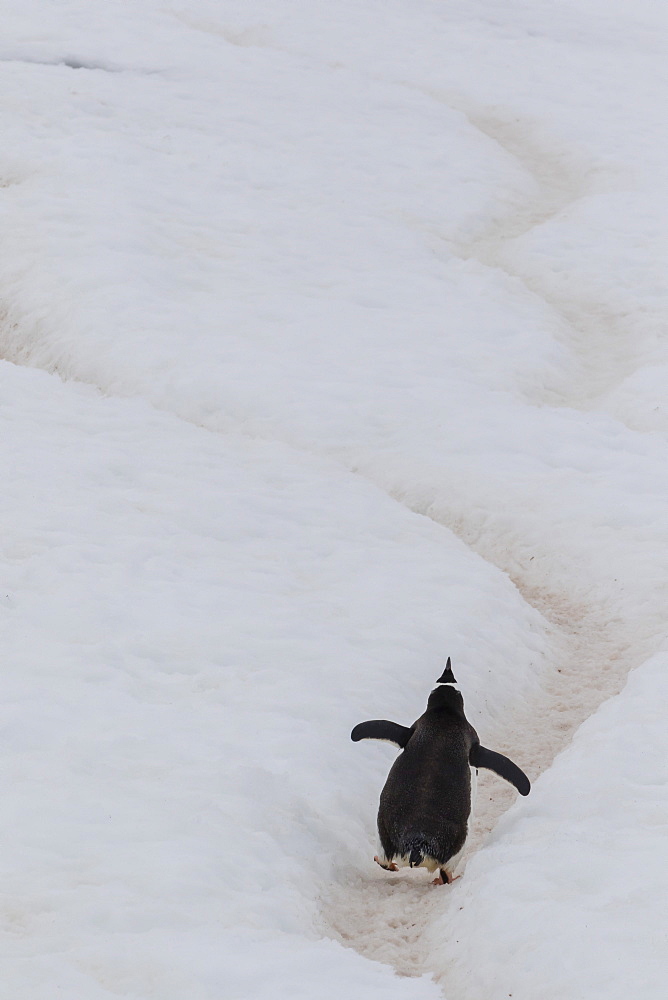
[392,86,641,416]
[316,100,659,982]
[446,98,641,412]
[319,506,651,980]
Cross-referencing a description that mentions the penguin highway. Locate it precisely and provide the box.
[351,658,530,885]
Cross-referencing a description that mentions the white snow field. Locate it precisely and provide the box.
[1,1,667,998]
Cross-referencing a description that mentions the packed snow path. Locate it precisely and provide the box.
[1,2,667,999]
[323,565,645,979]
[320,90,654,961]
[452,102,641,412]
[319,85,665,986]
[326,70,664,988]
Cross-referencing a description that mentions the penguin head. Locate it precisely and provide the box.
[427,683,465,714]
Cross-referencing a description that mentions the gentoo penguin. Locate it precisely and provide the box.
[351,658,530,885]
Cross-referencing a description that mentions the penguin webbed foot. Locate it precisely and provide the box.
[374,855,399,872]
[431,870,460,886]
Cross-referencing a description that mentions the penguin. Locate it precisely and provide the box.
[351,658,530,884]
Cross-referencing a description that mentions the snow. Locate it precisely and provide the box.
[1,1,667,998]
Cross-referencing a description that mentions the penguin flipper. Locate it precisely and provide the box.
[351,721,413,749]
[470,745,531,796]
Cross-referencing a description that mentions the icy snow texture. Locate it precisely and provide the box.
[0,0,667,998]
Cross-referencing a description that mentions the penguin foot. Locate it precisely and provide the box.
[374,855,399,872]
[431,871,461,886]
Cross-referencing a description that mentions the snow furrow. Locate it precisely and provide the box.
[445,99,642,412]
[390,83,642,416]
[316,99,660,981]
[318,487,652,981]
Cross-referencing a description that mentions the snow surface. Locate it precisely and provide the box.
[1,1,667,998]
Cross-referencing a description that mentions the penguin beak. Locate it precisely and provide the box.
[436,656,457,685]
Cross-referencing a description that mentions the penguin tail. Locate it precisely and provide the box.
[409,846,424,868]
[403,833,449,869]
